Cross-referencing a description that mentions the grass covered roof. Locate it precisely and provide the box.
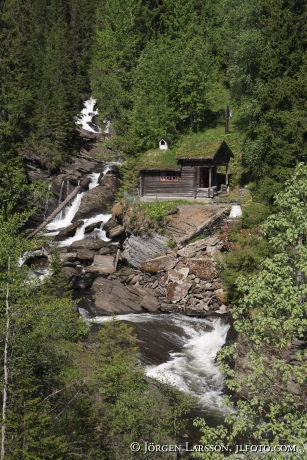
[137,126,242,170]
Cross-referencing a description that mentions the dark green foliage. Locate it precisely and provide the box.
[91,0,229,154]
[227,0,307,188]
[0,0,99,171]
[220,201,272,301]
[0,213,87,458]
[93,320,193,459]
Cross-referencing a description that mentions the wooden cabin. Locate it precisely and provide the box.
[138,136,234,200]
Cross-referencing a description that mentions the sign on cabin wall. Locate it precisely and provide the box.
[160,173,181,182]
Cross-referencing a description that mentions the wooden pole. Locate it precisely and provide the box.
[225,163,229,186]
[27,177,90,239]
[225,106,230,134]
[114,248,120,270]
[209,167,212,188]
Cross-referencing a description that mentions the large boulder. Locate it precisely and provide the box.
[86,254,116,275]
[186,257,218,280]
[73,174,119,221]
[104,217,125,239]
[69,239,110,250]
[140,254,177,273]
[177,235,220,258]
[167,205,230,245]
[91,278,141,314]
[89,278,160,315]
[123,233,170,268]
[55,220,83,240]
[126,284,160,312]
[76,248,96,263]
[166,281,192,303]
[84,221,103,234]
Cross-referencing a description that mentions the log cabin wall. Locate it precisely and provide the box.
[141,166,195,197]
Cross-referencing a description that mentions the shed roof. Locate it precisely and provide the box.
[137,147,179,171]
[175,129,235,160]
[137,127,241,171]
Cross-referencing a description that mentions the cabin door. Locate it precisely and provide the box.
[199,167,210,188]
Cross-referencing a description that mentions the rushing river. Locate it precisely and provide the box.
[80,310,230,424]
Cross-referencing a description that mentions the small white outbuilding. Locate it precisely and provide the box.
[159,138,170,150]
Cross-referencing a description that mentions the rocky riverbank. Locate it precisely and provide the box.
[50,201,232,318]
[23,151,233,319]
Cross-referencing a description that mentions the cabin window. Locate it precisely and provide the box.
[160,173,180,182]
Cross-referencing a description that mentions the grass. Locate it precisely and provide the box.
[136,147,179,170]
[176,126,243,159]
[136,125,243,170]
[123,201,178,234]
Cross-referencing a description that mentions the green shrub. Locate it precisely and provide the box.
[123,201,178,234]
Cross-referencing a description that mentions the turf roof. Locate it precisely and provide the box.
[137,126,242,170]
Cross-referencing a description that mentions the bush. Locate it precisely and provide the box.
[123,201,178,234]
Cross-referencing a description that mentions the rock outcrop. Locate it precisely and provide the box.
[73,174,119,221]
[122,233,171,268]
[43,200,232,317]
[88,277,160,315]
[58,227,230,317]
[24,151,232,318]
[166,205,230,245]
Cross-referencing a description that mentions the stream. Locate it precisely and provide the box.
[82,310,230,425]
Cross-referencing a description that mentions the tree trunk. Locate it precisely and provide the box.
[1,257,10,460]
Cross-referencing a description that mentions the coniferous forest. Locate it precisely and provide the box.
[1,0,307,459]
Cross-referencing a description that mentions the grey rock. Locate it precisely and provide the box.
[59,252,78,264]
[76,249,96,262]
[70,239,109,250]
[55,220,84,240]
[99,247,111,255]
[166,281,192,303]
[91,278,144,315]
[104,217,125,239]
[86,255,116,275]
[84,221,103,234]
[123,233,170,268]
[63,266,81,280]
[140,254,177,274]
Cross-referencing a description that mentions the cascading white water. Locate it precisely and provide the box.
[56,213,111,247]
[45,165,112,242]
[90,313,230,414]
[41,147,230,421]
[46,191,85,231]
[88,172,100,190]
[147,318,229,411]
[77,97,101,133]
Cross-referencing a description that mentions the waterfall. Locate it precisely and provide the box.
[56,180,65,221]
[56,213,111,248]
[46,190,85,231]
[45,169,112,244]
[229,204,242,219]
[76,97,101,133]
[90,313,230,415]
[41,156,231,424]
[88,172,100,190]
